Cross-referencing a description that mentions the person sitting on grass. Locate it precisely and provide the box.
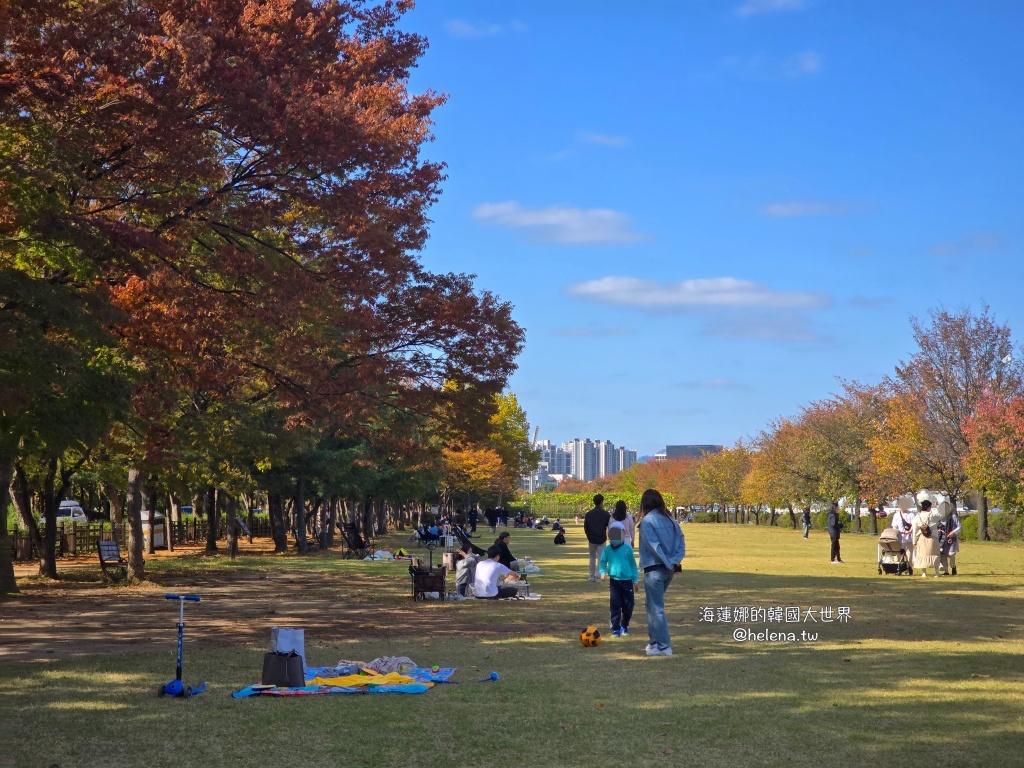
[494,531,518,571]
[454,544,479,598]
[473,545,519,599]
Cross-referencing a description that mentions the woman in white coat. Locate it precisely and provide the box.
[913,500,941,577]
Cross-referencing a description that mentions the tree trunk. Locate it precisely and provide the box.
[145,479,157,555]
[294,475,308,554]
[226,493,238,560]
[327,495,338,547]
[362,498,374,542]
[101,483,125,525]
[854,496,862,533]
[268,491,288,552]
[204,485,218,554]
[375,499,387,536]
[126,467,146,581]
[978,493,989,541]
[12,464,42,562]
[869,501,879,535]
[0,454,20,595]
[787,503,796,529]
[38,458,59,579]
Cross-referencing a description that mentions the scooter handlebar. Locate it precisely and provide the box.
[165,594,201,602]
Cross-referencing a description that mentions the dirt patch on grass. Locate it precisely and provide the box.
[2,542,530,663]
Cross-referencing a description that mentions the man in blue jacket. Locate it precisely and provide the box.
[637,489,685,657]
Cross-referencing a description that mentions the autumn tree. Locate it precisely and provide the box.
[890,306,1023,539]
[696,444,751,523]
[965,394,1024,512]
[2,0,525,579]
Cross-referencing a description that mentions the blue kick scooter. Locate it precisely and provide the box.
[159,594,206,698]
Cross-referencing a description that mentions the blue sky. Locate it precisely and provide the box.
[403,1,1024,456]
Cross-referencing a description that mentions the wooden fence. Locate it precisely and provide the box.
[9,516,275,562]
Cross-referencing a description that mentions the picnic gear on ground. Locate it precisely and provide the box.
[159,594,206,698]
[271,626,306,668]
[262,651,305,687]
[366,656,418,675]
[232,665,457,697]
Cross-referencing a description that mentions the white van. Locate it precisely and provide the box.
[55,501,87,524]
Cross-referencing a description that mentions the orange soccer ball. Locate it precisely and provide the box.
[580,627,602,647]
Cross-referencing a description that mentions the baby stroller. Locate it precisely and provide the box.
[877,527,911,575]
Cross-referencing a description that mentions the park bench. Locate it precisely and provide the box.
[98,539,128,583]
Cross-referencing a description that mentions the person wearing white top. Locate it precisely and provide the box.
[893,496,916,573]
[473,546,519,599]
[609,500,636,548]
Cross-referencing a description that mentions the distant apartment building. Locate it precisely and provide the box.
[521,436,639,490]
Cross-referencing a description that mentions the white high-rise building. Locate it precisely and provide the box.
[617,447,637,472]
[566,438,599,482]
[596,440,618,478]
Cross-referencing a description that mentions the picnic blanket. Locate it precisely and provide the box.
[232,665,457,698]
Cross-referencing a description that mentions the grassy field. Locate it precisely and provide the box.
[3,523,1024,768]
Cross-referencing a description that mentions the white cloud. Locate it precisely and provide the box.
[566,276,828,310]
[930,232,1004,255]
[719,50,821,80]
[784,50,821,76]
[472,202,648,245]
[761,200,848,217]
[446,19,505,38]
[579,132,630,147]
[702,312,828,343]
[736,0,807,17]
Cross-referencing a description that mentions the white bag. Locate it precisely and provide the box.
[271,627,306,668]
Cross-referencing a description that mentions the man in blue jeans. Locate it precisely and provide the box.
[637,489,685,657]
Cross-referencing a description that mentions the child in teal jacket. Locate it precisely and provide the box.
[599,526,639,636]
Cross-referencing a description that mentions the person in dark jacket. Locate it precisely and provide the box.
[584,494,611,582]
[801,508,811,539]
[484,507,498,533]
[826,501,843,563]
[494,531,517,570]
[468,507,479,534]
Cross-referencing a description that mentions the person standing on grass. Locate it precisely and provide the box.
[599,525,639,637]
[937,500,960,576]
[826,501,844,564]
[801,508,811,539]
[584,494,610,582]
[610,499,635,547]
[913,499,940,577]
[638,488,685,657]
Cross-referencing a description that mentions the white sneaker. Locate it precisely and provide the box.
[646,646,672,657]
[645,643,656,653]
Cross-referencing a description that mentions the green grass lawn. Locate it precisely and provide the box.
[3,523,1023,768]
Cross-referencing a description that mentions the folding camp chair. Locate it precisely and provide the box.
[339,522,372,560]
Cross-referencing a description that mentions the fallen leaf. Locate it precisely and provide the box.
[971,674,991,679]
[596,702,604,708]
[663,748,674,755]
[421,643,430,647]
